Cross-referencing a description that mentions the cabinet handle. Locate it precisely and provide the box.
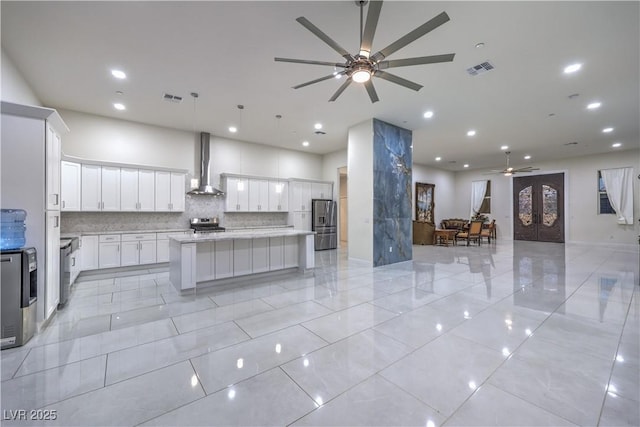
[54,194,59,206]
[98,202,101,209]
[62,200,66,209]
[54,216,59,228]
[117,244,120,252]
[71,257,76,267]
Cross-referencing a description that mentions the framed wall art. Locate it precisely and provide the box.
[416,182,435,223]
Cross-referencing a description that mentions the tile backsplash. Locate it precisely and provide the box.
[61,195,288,233]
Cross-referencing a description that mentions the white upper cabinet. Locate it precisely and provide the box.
[269,181,288,212]
[46,123,61,210]
[249,179,269,212]
[61,161,81,211]
[290,180,312,211]
[122,168,156,212]
[138,169,156,211]
[100,166,121,211]
[225,176,249,212]
[80,165,120,211]
[312,182,333,200]
[169,172,185,211]
[81,164,101,211]
[155,171,185,212]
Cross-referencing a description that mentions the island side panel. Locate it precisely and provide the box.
[169,239,196,291]
[299,234,315,270]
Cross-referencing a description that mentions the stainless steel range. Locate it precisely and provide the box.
[190,217,225,233]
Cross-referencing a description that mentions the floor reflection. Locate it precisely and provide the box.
[513,241,567,313]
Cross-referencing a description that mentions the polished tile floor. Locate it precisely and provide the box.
[1,240,638,426]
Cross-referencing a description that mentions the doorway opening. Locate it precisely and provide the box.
[339,167,348,248]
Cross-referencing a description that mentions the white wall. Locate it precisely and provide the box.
[321,149,348,200]
[412,163,457,227]
[1,49,41,105]
[347,120,373,263]
[58,109,324,189]
[454,149,640,244]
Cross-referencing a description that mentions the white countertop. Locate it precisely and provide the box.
[171,228,315,243]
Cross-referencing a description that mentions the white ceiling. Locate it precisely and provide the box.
[2,1,638,171]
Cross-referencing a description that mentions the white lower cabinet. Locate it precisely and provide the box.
[81,235,99,270]
[269,237,284,271]
[252,238,269,273]
[214,240,233,279]
[98,234,121,269]
[121,233,156,266]
[233,239,252,276]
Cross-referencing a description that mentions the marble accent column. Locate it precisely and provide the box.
[372,119,413,267]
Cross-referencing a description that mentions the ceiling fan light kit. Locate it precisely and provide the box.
[275,0,456,103]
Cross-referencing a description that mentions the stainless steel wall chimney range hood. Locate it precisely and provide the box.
[187,132,225,196]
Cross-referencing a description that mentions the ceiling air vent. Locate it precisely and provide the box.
[162,93,183,103]
[466,61,495,76]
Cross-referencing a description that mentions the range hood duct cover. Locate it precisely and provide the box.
[187,132,225,196]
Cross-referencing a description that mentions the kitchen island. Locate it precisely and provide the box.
[169,228,315,292]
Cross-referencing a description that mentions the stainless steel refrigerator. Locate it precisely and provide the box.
[312,199,337,251]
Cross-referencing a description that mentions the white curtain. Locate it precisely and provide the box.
[601,167,634,225]
[470,180,488,217]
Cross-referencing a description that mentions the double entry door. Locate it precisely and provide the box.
[513,173,564,243]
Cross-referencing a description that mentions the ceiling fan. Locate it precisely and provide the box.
[488,151,540,176]
[275,0,455,103]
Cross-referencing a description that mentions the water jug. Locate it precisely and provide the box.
[1,209,27,250]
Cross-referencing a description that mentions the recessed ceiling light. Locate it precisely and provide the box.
[524,155,531,160]
[111,69,126,79]
[113,103,126,111]
[228,126,238,133]
[302,141,309,147]
[500,145,509,150]
[475,42,485,49]
[423,111,434,119]
[563,63,582,74]
[602,127,614,133]
[612,142,622,148]
[314,123,322,130]
[463,164,469,168]
[435,157,441,161]
[467,130,476,137]
[587,102,601,110]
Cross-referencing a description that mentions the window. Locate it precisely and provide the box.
[598,171,615,214]
[479,180,491,213]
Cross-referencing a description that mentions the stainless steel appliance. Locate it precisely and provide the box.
[59,237,79,308]
[312,199,337,251]
[1,247,37,349]
[190,217,226,233]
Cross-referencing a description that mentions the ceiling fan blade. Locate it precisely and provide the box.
[275,57,346,67]
[371,11,450,62]
[378,53,455,69]
[360,1,383,56]
[329,78,352,102]
[296,17,353,61]
[375,70,423,91]
[364,80,379,103]
[292,73,339,89]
